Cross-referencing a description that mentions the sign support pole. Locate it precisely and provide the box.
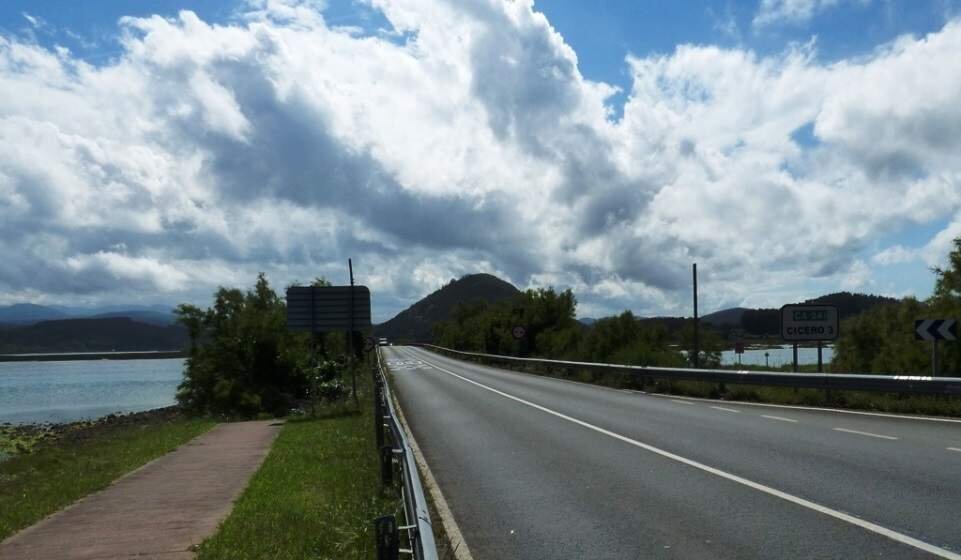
[932,339,939,377]
[792,343,798,373]
[817,341,823,373]
[692,263,699,369]
[348,258,357,404]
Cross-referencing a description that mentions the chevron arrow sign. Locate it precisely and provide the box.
[914,319,958,341]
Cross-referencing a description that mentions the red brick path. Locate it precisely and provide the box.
[0,420,281,559]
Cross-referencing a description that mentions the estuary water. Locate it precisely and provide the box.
[720,344,835,368]
[0,358,184,425]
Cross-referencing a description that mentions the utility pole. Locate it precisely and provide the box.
[693,263,699,369]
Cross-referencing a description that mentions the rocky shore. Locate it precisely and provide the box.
[0,406,183,458]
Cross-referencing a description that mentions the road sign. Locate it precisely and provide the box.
[286,286,371,332]
[363,336,376,352]
[512,326,526,340]
[734,341,745,354]
[780,304,839,342]
[915,319,957,341]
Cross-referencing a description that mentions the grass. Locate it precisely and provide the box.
[196,370,398,560]
[0,415,214,540]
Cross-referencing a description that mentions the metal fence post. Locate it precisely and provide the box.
[380,445,394,486]
[374,389,384,449]
[374,515,399,560]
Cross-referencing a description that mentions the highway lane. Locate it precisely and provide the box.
[384,345,961,560]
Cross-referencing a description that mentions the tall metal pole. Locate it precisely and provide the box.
[693,263,699,369]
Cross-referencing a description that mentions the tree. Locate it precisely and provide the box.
[176,274,315,417]
[832,236,961,375]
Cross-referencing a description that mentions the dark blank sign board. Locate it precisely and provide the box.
[286,286,371,332]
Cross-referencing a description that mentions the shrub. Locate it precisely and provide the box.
[175,274,315,417]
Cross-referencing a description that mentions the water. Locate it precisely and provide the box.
[721,344,834,368]
[0,359,184,425]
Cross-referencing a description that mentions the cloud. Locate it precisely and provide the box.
[21,12,47,30]
[1,0,961,320]
[753,0,870,28]
[871,245,918,266]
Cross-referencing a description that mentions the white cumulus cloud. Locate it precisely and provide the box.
[1,0,960,320]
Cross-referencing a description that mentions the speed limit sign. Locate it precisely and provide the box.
[512,326,526,339]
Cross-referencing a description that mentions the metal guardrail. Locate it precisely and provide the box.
[373,349,438,560]
[417,344,961,396]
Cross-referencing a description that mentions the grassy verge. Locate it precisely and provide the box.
[0,412,214,540]
[475,359,961,417]
[196,366,398,560]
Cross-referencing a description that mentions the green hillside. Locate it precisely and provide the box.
[375,273,521,341]
[0,318,188,354]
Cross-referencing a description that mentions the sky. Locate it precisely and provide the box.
[1,0,961,322]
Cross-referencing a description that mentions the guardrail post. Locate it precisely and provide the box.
[373,390,385,449]
[380,445,394,486]
[374,515,399,560]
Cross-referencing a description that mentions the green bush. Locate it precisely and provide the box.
[175,274,318,417]
[833,237,961,375]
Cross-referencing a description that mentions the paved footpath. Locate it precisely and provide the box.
[0,420,281,560]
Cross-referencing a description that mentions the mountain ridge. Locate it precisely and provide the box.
[376,274,901,341]
[0,317,188,353]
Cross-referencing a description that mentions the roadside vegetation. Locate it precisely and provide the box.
[432,238,961,416]
[196,361,399,560]
[175,275,355,418]
[0,411,214,540]
[433,287,723,367]
[175,275,403,557]
[833,241,961,374]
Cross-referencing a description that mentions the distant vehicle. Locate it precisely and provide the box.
[378,337,389,346]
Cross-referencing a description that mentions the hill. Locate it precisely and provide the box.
[701,307,749,327]
[729,292,899,336]
[376,273,521,341]
[0,317,188,354]
[0,304,68,324]
[0,303,176,326]
[90,310,176,326]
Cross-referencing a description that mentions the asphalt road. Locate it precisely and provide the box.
[383,345,961,560]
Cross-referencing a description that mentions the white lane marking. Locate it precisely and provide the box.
[947,447,961,453]
[762,415,798,423]
[832,428,899,441]
[648,394,961,424]
[711,406,741,413]
[670,399,694,405]
[413,353,961,560]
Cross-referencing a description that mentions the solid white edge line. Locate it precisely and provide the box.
[832,428,899,441]
[947,447,961,453]
[711,406,741,413]
[761,415,798,423]
[384,348,475,560]
[410,350,961,560]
